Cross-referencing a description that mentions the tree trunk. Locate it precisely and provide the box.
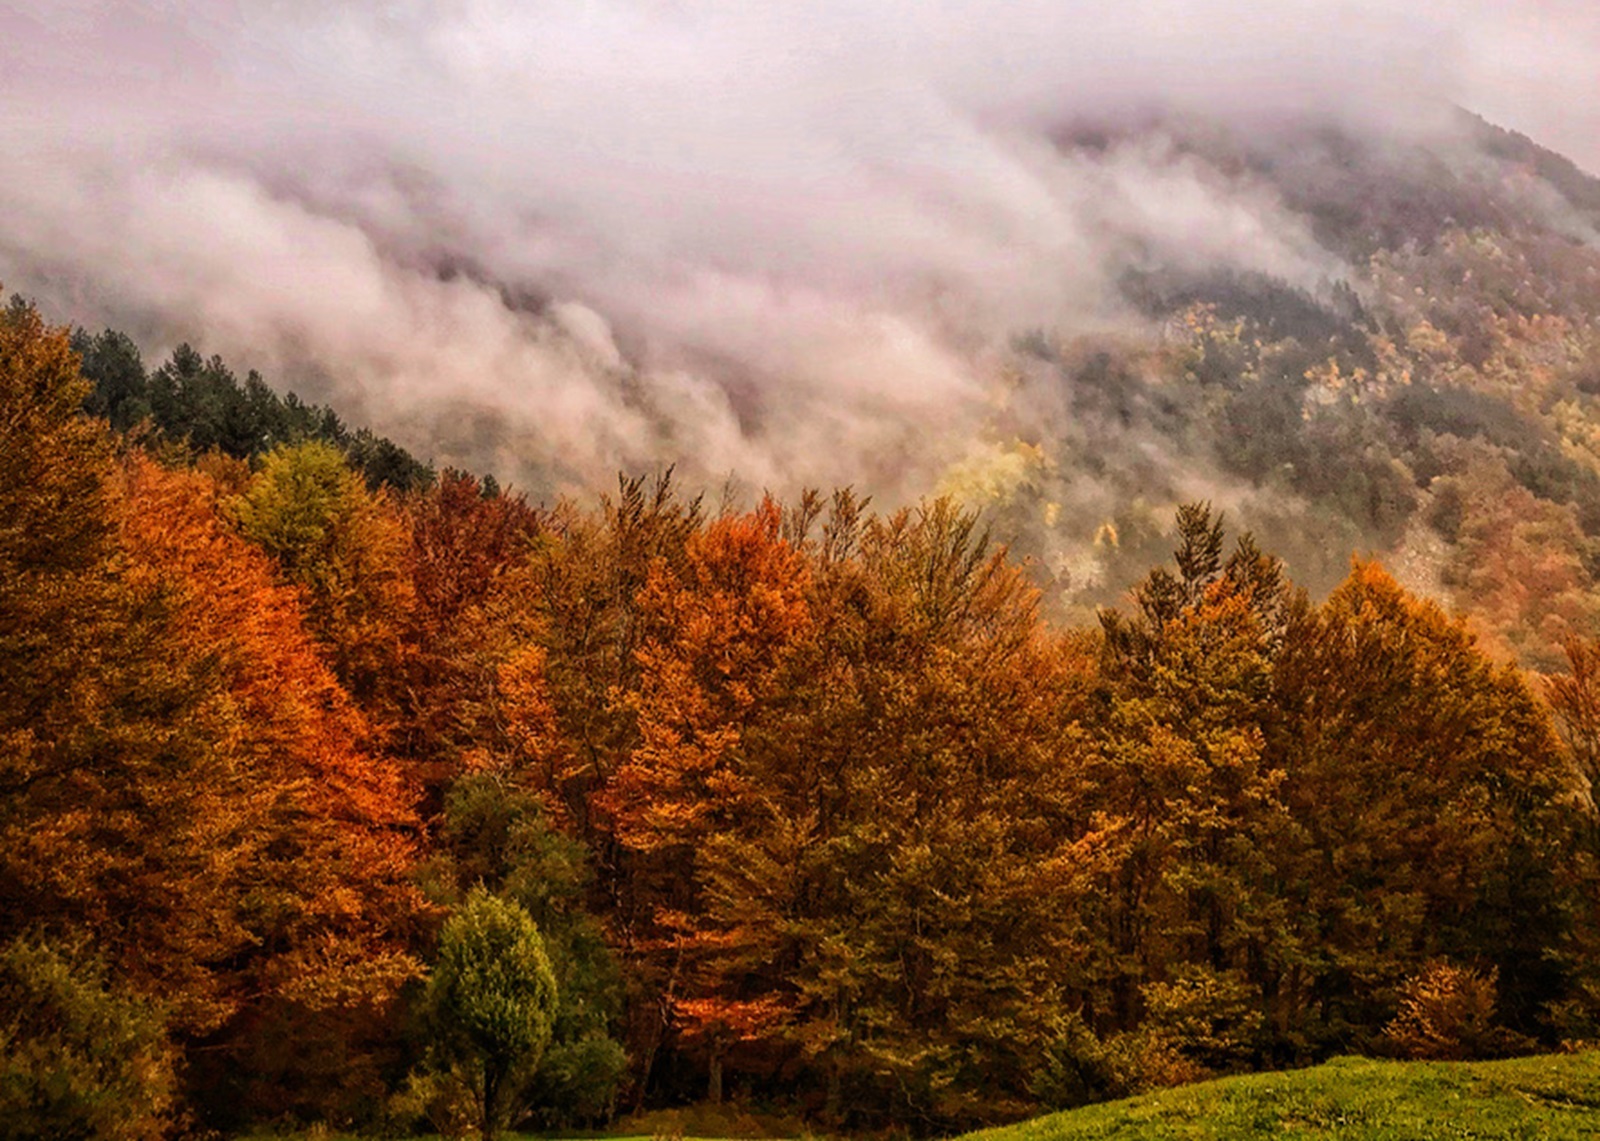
[483,1063,503,1141]
[708,1051,723,1105]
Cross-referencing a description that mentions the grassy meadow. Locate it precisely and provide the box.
[968,1052,1600,1141]
[262,1051,1600,1141]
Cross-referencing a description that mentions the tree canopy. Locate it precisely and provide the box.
[5,296,1600,1135]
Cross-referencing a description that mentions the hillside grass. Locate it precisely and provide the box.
[969,1052,1600,1141]
[257,1052,1600,1140]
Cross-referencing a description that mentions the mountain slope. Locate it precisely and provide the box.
[958,111,1600,667]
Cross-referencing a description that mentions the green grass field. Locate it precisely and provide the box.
[968,1052,1600,1141]
[263,1052,1600,1140]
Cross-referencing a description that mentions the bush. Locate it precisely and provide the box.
[1383,962,1516,1061]
[385,1069,477,1140]
[0,935,180,1141]
[524,1032,628,1127]
[1033,1014,1136,1108]
[1141,965,1264,1073]
[1034,1014,1206,1108]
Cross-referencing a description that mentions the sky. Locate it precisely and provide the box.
[0,1,1595,497]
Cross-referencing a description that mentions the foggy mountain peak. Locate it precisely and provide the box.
[6,3,1600,639]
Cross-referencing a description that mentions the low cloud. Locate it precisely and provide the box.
[0,1,1593,498]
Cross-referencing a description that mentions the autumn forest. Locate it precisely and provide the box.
[8,275,1600,1139]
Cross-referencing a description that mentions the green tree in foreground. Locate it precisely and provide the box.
[426,889,560,1140]
[435,775,627,1127]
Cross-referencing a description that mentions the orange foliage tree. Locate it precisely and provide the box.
[398,468,547,801]
[0,303,425,1127]
[117,457,427,1121]
[600,494,1101,1127]
[600,499,814,1105]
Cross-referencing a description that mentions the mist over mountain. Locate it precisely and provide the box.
[5,2,1600,657]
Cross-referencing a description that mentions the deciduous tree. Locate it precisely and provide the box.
[426,889,560,1140]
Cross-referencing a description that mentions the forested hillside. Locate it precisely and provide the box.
[8,275,1600,1136]
[957,112,1600,672]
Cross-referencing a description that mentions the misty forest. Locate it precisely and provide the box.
[10,4,1600,1140]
